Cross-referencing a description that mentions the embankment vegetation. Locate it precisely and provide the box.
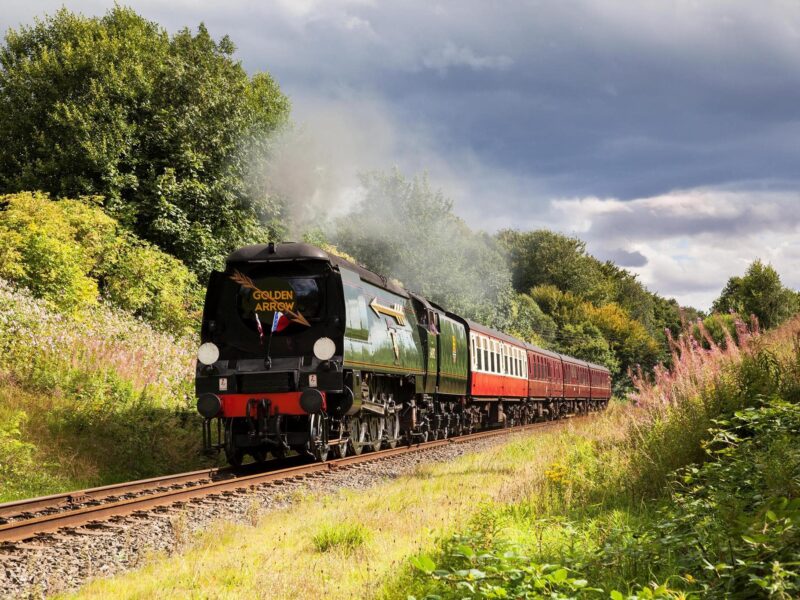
[396,315,800,599]
[0,276,202,501]
[0,193,207,501]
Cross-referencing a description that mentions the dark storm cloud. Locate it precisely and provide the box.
[600,249,648,268]
[5,1,800,204]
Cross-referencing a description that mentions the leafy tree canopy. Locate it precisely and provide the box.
[497,229,605,298]
[712,259,798,329]
[0,7,290,276]
[0,192,202,335]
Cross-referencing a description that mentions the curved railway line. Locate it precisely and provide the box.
[0,415,590,545]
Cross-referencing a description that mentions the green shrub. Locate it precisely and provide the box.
[652,400,800,598]
[0,192,202,335]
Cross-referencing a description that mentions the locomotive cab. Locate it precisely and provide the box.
[196,242,347,465]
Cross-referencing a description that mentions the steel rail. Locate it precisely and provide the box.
[0,416,590,544]
[0,469,221,520]
[0,456,312,522]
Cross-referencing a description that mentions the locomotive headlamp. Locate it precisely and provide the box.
[197,342,220,366]
[313,337,336,361]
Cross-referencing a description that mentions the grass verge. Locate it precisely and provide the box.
[56,422,595,599]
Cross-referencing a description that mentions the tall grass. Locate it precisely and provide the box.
[624,315,800,497]
[0,278,193,399]
[0,279,211,500]
[312,522,372,555]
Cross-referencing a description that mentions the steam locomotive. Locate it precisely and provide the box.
[195,242,611,466]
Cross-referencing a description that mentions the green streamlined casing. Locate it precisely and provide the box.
[435,313,469,396]
[340,268,425,379]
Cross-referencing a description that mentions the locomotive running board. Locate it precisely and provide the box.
[359,400,398,415]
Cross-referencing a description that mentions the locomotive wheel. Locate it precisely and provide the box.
[368,416,384,452]
[251,449,267,463]
[386,413,400,449]
[331,440,347,459]
[348,417,367,456]
[313,443,330,462]
[308,414,329,462]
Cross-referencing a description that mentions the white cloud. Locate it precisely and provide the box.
[550,189,800,309]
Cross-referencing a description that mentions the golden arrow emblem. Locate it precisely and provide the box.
[230,270,310,327]
[369,297,406,326]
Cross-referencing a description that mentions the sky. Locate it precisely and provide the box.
[3,1,800,309]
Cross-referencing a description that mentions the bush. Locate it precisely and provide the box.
[0,192,203,335]
[653,400,800,597]
[0,279,209,498]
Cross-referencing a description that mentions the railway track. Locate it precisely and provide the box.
[0,416,588,544]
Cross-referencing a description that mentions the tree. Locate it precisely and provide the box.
[0,7,290,275]
[506,293,557,347]
[496,229,605,297]
[0,192,202,334]
[332,170,514,327]
[712,260,798,329]
[585,302,660,376]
